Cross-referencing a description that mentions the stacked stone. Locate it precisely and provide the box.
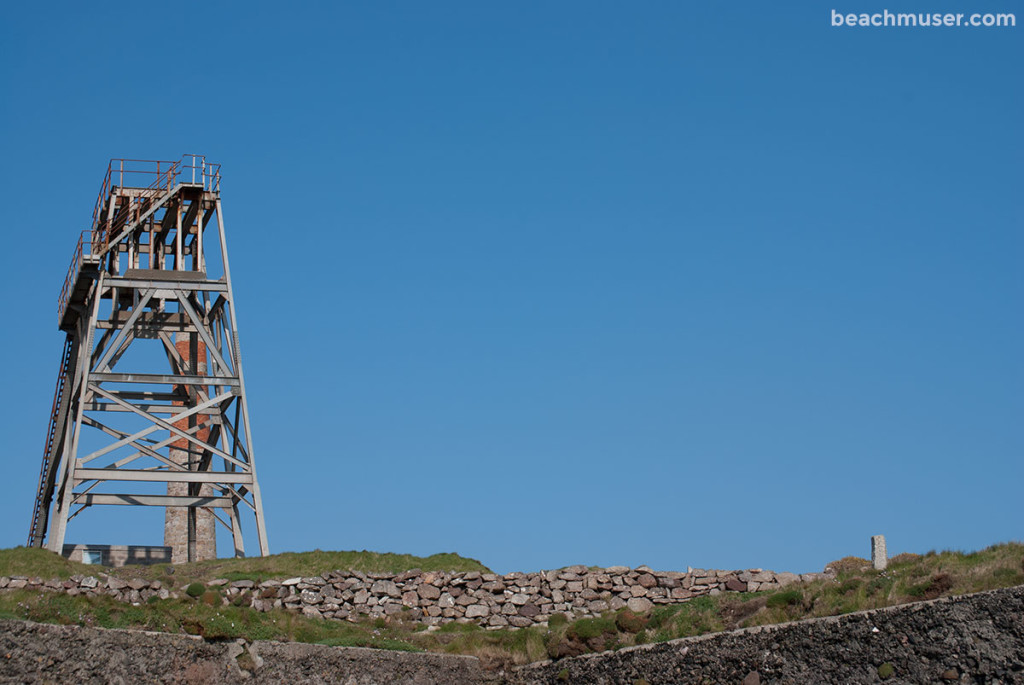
[230,566,828,628]
[0,566,830,629]
[0,575,174,604]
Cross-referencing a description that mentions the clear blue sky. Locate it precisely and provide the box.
[1,1,1020,575]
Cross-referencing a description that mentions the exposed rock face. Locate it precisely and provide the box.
[0,619,484,684]
[0,620,229,684]
[0,565,829,629]
[510,586,1024,684]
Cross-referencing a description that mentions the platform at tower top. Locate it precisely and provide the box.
[57,155,222,333]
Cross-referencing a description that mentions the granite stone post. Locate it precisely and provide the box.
[871,535,887,571]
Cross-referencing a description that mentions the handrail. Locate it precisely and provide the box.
[57,230,97,326]
[93,162,177,249]
[61,155,222,328]
[90,155,222,231]
[29,335,72,546]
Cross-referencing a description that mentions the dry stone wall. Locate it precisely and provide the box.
[0,565,828,629]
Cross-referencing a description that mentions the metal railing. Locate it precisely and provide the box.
[90,155,221,231]
[60,155,222,328]
[181,153,221,193]
[57,230,99,326]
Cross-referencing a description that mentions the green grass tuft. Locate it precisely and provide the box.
[0,547,488,590]
[0,547,96,580]
[766,589,803,608]
[547,612,569,628]
[568,616,616,640]
[179,550,489,584]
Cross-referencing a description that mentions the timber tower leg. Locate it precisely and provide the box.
[28,156,270,562]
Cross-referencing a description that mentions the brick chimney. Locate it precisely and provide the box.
[164,332,216,563]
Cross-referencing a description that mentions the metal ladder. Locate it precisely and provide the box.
[28,334,73,547]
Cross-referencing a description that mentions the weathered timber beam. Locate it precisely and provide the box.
[83,402,219,415]
[98,184,181,258]
[90,386,246,469]
[75,469,252,484]
[73,493,235,508]
[90,372,239,386]
[104,278,226,292]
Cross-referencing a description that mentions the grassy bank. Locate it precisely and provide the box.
[0,588,423,652]
[379,542,1024,669]
[0,547,489,586]
[1,542,1021,671]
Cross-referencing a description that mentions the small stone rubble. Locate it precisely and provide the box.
[0,566,830,628]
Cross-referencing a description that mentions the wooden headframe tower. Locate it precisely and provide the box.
[28,156,269,562]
